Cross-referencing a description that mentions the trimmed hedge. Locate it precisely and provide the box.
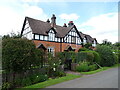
[76,51,100,64]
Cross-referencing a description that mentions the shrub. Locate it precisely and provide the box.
[84,43,92,49]
[29,73,48,84]
[89,64,98,71]
[53,71,66,77]
[96,45,116,67]
[21,77,32,87]
[77,51,94,63]
[113,53,119,64]
[76,62,89,72]
[33,74,48,84]
[82,51,101,64]
[2,82,12,90]
[78,47,89,52]
[14,78,22,87]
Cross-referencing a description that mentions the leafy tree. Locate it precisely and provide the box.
[2,38,43,73]
[84,43,92,49]
[95,45,116,67]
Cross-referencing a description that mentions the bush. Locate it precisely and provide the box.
[2,82,12,90]
[30,73,48,84]
[89,64,98,71]
[14,78,22,87]
[77,51,94,63]
[83,51,101,64]
[96,45,116,67]
[21,77,32,87]
[33,74,48,84]
[76,62,89,72]
[78,47,89,52]
[53,71,66,77]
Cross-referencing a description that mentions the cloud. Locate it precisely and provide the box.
[23,4,48,21]
[77,12,118,43]
[59,13,79,21]
[0,6,23,35]
[0,2,48,36]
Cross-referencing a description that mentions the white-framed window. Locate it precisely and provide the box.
[83,38,87,44]
[44,36,48,41]
[71,36,76,43]
[40,35,43,40]
[48,30,55,41]
[47,47,55,56]
[58,38,60,42]
[35,34,39,40]
[55,37,57,42]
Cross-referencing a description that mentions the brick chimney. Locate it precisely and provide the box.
[68,21,74,27]
[51,14,56,28]
[63,23,67,27]
[46,19,50,23]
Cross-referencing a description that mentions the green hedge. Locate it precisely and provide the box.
[76,51,100,64]
[96,45,116,67]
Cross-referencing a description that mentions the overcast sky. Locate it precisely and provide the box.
[0,0,118,43]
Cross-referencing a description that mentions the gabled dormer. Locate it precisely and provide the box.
[64,25,82,44]
[48,29,55,41]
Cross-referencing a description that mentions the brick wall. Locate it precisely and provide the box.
[33,40,83,53]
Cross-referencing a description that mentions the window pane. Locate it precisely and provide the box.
[72,36,76,43]
[40,35,43,40]
[35,34,39,40]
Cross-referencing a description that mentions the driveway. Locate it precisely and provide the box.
[46,67,118,88]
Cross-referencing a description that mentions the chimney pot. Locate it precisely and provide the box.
[63,23,67,27]
[46,19,50,23]
[68,21,74,27]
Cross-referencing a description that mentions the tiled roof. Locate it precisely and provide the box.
[26,17,74,38]
[21,16,97,43]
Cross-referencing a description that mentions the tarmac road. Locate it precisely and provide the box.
[47,67,118,88]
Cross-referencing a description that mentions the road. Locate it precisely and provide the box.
[47,67,118,88]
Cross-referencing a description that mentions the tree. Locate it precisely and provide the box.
[2,37,43,73]
[95,45,116,67]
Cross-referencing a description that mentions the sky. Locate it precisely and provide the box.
[0,0,119,43]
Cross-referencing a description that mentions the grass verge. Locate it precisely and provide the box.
[80,64,120,75]
[16,74,81,89]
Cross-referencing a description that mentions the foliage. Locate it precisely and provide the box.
[76,61,89,72]
[21,77,32,87]
[2,38,44,73]
[78,47,89,52]
[56,52,66,65]
[32,74,48,84]
[2,37,46,88]
[76,61,98,72]
[24,74,81,89]
[46,53,65,77]
[95,45,116,67]
[2,82,13,90]
[76,51,94,63]
[82,51,101,64]
[89,64,98,71]
[84,43,92,49]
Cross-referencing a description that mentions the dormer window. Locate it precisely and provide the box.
[48,29,55,41]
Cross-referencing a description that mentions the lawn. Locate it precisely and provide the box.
[16,74,81,89]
